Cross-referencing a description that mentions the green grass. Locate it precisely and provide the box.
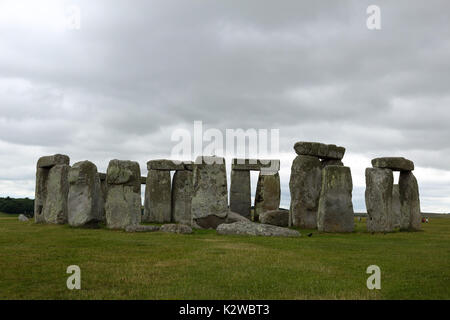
[0,212,449,300]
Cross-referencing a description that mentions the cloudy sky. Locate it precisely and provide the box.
[1,0,449,212]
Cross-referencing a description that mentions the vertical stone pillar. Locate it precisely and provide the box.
[34,154,70,224]
[317,166,354,232]
[289,155,322,228]
[68,161,104,227]
[229,170,251,219]
[255,172,280,218]
[392,184,401,229]
[172,169,193,225]
[191,156,228,229]
[105,160,141,229]
[365,167,394,232]
[399,171,421,231]
[143,170,172,223]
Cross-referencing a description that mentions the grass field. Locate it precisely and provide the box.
[0,212,449,300]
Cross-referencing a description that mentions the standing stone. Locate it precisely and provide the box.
[399,171,421,231]
[34,167,49,223]
[172,170,193,225]
[143,170,171,223]
[365,168,394,232]
[105,160,141,229]
[34,154,70,224]
[43,164,70,224]
[68,161,104,227]
[229,170,251,219]
[289,155,322,228]
[255,172,281,218]
[392,184,401,229]
[317,166,354,232]
[191,156,228,229]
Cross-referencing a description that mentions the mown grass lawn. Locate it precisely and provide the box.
[0,212,449,300]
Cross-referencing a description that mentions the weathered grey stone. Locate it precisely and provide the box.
[34,167,49,223]
[68,161,104,227]
[372,157,414,171]
[392,184,401,229]
[160,223,193,234]
[294,142,345,160]
[399,171,421,231]
[231,158,280,173]
[143,170,171,223]
[317,166,354,232]
[18,214,29,222]
[140,176,146,184]
[147,159,187,171]
[34,154,70,224]
[321,159,344,168]
[225,211,251,223]
[229,170,251,218]
[259,209,289,227]
[191,156,228,229]
[37,154,70,168]
[255,172,281,218]
[125,225,160,232]
[172,170,193,225]
[105,160,141,229]
[289,155,322,228]
[42,164,70,224]
[216,221,300,237]
[365,168,394,232]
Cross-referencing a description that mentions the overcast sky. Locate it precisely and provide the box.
[1,0,449,212]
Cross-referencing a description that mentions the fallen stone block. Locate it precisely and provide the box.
[125,225,160,232]
[216,221,300,237]
[259,209,289,227]
[160,223,193,234]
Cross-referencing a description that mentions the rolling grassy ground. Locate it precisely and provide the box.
[0,212,449,300]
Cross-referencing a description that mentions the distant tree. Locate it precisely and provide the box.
[0,197,34,216]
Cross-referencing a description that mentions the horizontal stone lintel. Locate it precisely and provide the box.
[294,141,345,160]
[147,159,192,171]
[37,154,70,168]
[371,157,414,171]
[231,158,280,173]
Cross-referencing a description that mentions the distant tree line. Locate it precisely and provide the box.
[0,197,34,216]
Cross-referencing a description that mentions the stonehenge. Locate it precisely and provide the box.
[33,145,423,236]
[289,142,346,229]
[365,157,421,232]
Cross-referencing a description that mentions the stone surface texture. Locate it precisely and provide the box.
[105,160,141,229]
[172,170,193,225]
[365,168,394,232]
[317,165,354,232]
[289,155,322,228]
[229,170,251,219]
[216,221,300,237]
[259,209,289,227]
[68,161,104,227]
[254,172,281,218]
[294,142,345,160]
[399,171,421,231]
[143,169,171,223]
[371,157,414,171]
